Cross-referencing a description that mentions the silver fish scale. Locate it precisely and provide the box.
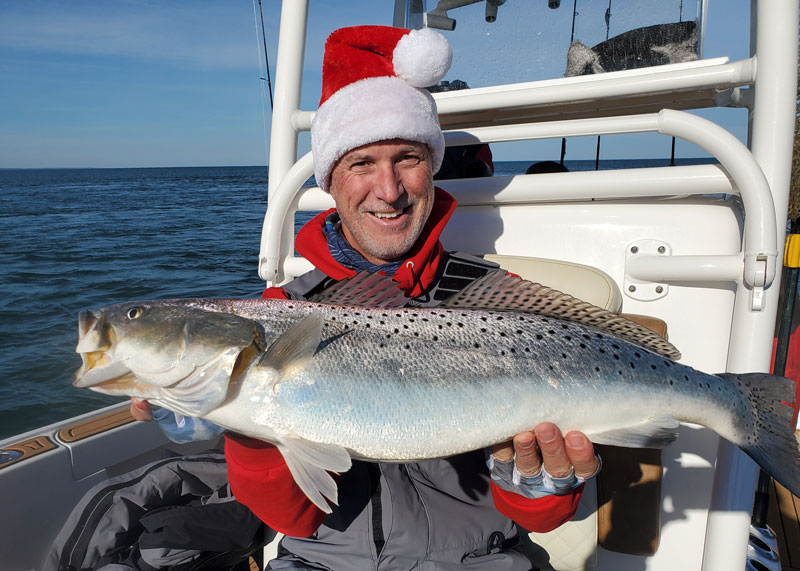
[217,300,735,460]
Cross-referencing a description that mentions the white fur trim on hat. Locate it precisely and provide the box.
[393,28,452,88]
[311,75,445,192]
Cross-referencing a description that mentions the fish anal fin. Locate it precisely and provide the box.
[276,438,353,513]
[588,415,680,449]
[258,314,324,381]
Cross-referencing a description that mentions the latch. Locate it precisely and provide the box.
[747,257,768,312]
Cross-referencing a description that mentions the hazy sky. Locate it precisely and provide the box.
[0,1,752,169]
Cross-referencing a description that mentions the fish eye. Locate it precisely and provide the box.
[126,307,143,320]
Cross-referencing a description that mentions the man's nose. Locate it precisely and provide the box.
[372,162,404,203]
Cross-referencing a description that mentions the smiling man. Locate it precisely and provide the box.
[216,25,601,570]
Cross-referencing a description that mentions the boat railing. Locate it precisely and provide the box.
[259,109,776,314]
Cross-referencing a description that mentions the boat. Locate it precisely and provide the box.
[1,1,798,569]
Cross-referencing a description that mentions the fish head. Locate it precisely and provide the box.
[73,301,261,416]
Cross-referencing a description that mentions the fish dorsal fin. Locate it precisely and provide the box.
[586,415,680,448]
[308,271,409,308]
[275,437,353,513]
[258,313,324,375]
[440,271,681,360]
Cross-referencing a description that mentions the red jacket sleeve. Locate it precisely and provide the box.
[225,433,328,537]
[490,482,584,533]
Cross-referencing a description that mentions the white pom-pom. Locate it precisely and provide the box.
[393,28,452,88]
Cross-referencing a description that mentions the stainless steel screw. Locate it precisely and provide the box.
[658,246,666,254]
[628,285,637,292]
[655,286,664,294]
[630,246,639,254]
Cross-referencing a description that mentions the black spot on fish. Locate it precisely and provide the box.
[536,334,543,340]
[651,364,657,370]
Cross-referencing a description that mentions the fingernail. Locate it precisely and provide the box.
[516,433,535,449]
[537,424,556,443]
[566,432,585,448]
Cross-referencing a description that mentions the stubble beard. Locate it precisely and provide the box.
[342,209,428,264]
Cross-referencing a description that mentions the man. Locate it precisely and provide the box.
[133,25,600,569]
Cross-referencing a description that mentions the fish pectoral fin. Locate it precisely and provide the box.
[588,415,680,448]
[276,438,353,514]
[258,314,324,381]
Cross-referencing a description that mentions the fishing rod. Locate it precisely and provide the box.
[256,0,274,110]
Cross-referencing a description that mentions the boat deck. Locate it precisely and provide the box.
[769,481,800,571]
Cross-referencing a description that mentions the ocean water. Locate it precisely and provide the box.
[0,158,713,441]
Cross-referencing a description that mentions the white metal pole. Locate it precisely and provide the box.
[267,0,308,197]
[702,1,799,570]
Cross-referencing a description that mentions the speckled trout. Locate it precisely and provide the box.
[73,272,800,512]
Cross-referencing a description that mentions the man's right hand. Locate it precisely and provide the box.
[130,398,153,421]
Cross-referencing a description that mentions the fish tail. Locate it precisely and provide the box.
[718,372,800,497]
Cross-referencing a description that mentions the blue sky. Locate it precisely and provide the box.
[0,1,751,169]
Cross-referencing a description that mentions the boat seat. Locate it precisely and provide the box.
[483,254,666,570]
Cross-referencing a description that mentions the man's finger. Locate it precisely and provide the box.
[492,439,514,463]
[535,422,573,478]
[565,431,599,479]
[512,430,541,477]
[130,398,153,421]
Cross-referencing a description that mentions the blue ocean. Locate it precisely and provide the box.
[0,159,712,441]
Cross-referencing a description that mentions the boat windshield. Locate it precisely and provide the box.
[412,0,705,88]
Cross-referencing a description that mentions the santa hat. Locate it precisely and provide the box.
[311,25,452,192]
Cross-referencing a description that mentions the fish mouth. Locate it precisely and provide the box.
[73,309,133,389]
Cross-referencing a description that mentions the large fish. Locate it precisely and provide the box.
[73,272,800,513]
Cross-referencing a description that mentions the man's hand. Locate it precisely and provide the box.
[492,422,598,480]
[130,398,153,421]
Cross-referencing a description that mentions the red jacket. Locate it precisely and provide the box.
[226,187,583,536]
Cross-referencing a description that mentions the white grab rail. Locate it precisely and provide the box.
[258,109,776,300]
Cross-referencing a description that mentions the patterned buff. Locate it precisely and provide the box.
[322,212,404,275]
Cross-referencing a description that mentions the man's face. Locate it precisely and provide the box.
[329,139,435,265]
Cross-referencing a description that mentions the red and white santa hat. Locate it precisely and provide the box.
[311,25,452,192]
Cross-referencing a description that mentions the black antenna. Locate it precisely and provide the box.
[258,0,274,110]
[595,0,611,170]
[562,0,579,166]
[672,0,684,161]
